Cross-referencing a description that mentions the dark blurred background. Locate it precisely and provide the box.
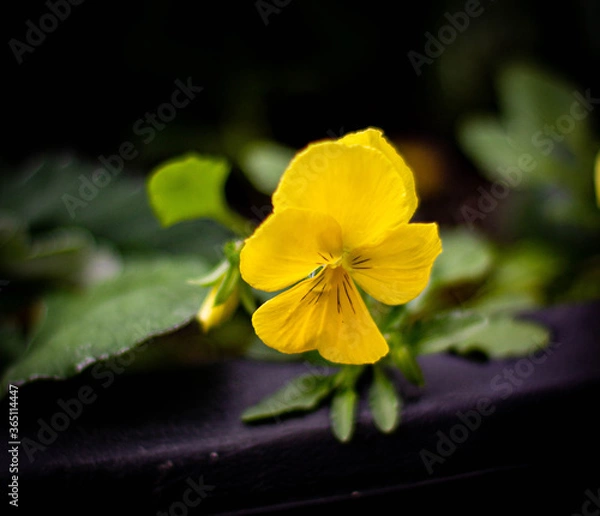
[4,0,600,163]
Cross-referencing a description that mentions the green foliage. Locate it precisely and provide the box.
[411,311,488,356]
[449,317,550,357]
[147,153,244,232]
[368,366,401,433]
[2,256,209,386]
[330,388,358,443]
[458,63,600,239]
[430,228,494,286]
[241,373,335,421]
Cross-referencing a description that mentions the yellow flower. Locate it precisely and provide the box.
[240,128,442,364]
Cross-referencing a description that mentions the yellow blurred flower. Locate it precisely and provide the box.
[240,128,442,364]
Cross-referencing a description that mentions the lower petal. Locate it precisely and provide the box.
[252,268,388,364]
[348,223,442,305]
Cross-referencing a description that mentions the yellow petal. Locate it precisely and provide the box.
[240,208,343,292]
[252,267,388,364]
[273,142,411,249]
[338,128,418,219]
[347,223,442,305]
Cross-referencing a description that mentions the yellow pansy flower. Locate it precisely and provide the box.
[240,128,442,364]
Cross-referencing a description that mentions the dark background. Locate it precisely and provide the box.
[4,0,600,171]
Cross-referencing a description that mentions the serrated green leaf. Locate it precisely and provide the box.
[432,228,494,286]
[453,317,550,357]
[239,140,295,194]
[147,153,244,232]
[2,256,209,386]
[242,373,334,422]
[330,388,357,443]
[412,311,489,355]
[369,366,401,433]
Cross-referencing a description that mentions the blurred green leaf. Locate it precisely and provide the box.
[2,227,94,284]
[242,373,334,421]
[466,291,539,316]
[412,311,488,356]
[0,156,232,262]
[458,63,598,200]
[147,153,243,232]
[2,256,209,386]
[432,228,494,286]
[239,140,295,194]
[499,63,592,153]
[490,243,562,292]
[330,387,357,443]
[368,366,401,433]
[450,317,550,357]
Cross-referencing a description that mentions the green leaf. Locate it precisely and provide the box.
[2,256,209,386]
[239,140,295,194]
[432,228,494,286]
[412,311,489,355]
[2,227,95,284]
[490,243,562,293]
[452,316,551,357]
[330,388,358,443]
[242,373,334,422]
[466,291,539,316]
[147,153,243,232]
[368,366,401,433]
[498,63,591,152]
[457,116,529,183]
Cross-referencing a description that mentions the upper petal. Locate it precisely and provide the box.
[273,142,413,249]
[252,267,388,364]
[240,208,343,292]
[338,127,418,220]
[347,223,442,305]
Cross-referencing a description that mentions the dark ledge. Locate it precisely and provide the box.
[2,302,600,515]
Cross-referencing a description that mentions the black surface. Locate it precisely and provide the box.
[2,302,600,515]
